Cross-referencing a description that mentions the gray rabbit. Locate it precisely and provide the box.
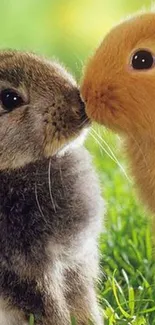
[0,51,104,325]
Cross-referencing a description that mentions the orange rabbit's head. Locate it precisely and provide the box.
[81,13,155,139]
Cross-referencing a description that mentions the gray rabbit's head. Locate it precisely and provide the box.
[0,51,88,170]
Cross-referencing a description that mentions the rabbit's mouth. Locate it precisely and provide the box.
[43,107,90,158]
[44,125,89,158]
[72,91,90,129]
[78,98,90,126]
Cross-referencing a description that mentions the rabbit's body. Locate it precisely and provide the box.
[81,12,155,215]
[0,51,104,324]
[0,148,103,325]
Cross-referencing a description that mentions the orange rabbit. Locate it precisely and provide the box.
[81,12,155,214]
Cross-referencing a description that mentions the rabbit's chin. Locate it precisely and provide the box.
[57,128,89,157]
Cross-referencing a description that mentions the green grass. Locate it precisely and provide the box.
[86,125,155,324]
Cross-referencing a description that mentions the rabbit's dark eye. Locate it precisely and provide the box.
[131,50,154,70]
[0,89,24,111]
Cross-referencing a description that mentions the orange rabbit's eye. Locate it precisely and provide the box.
[131,50,154,70]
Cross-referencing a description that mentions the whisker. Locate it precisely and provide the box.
[48,158,57,213]
[91,128,131,183]
[34,182,45,219]
[92,128,121,162]
[90,132,118,162]
[78,117,89,128]
[127,129,150,172]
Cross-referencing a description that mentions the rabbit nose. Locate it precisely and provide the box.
[78,93,90,123]
[72,89,87,117]
[79,96,86,115]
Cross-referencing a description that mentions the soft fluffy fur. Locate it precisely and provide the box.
[81,12,155,215]
[0,51,104,325]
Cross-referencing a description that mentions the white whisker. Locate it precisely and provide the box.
[91,128,131,183]
[128,130,149,170]
[48,158,57,213]
[34,182,45,219]
[78,117,89,128]
[90,132,117,162]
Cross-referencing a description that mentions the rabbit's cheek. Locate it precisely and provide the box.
[83,81,125,132]
[42,95,88,157]
[43,115,85,157]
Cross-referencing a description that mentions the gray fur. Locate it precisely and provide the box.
[0,50,104,325]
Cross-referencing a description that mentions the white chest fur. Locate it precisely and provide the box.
[0,299,27,325]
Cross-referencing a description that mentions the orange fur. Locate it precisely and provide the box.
[81,12,155,214]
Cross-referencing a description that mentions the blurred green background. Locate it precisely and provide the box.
[2,1,155,324]
[0,0,152,79]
